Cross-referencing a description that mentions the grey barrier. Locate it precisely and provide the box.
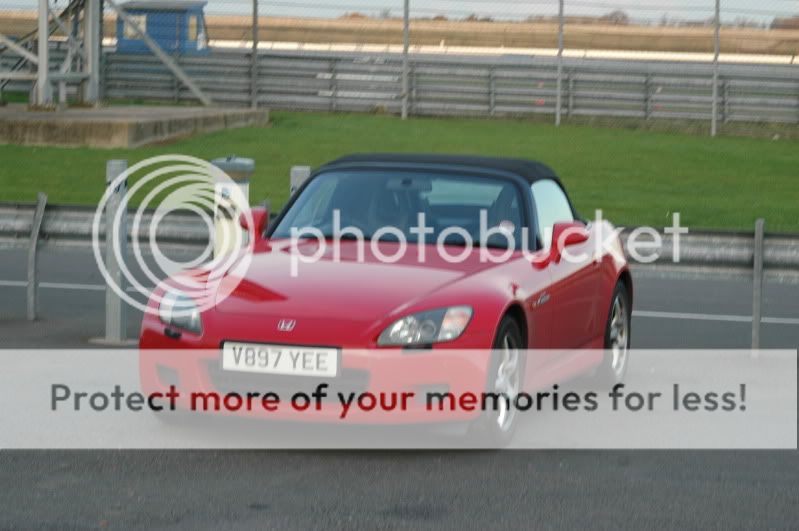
[4,47,799,128]
[100,49,799,126]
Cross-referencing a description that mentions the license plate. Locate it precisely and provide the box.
[221,342,338,377]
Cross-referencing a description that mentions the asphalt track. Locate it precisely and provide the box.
[0,246,797,529]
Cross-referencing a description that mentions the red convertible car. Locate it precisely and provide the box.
[140,154,632,444]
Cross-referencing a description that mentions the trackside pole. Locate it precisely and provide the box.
[104,160,128,344]
[27,192,47,321]
[250,0,259,109]
[555,0,564,126]
[751,218,765,353]
[711,0,720,137]
[401,0,410,120]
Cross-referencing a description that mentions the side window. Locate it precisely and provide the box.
[531,180,574,250]
[123,15,147,39]
[188,15,198,41]
[197,16,208,49]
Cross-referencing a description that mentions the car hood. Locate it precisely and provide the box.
[214,240,503,322]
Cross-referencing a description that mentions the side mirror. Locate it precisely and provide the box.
[553,221,589,246]
[533,221,589,269]
[239,206,269,240]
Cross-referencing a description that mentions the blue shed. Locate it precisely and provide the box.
[116,0,209,55]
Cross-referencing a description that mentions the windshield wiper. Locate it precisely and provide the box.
[440,238,512,250]
[319,233,372,242]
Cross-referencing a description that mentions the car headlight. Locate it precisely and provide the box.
[159,290,202,334]
[377,306,473,346]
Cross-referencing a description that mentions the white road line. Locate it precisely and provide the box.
[762,317,799,325]
[0,280,104,291]
[1,280,797,326]
[0,280,146,293]
[633,310,750,323]
[633,310,799,326]
[43,282,105,291]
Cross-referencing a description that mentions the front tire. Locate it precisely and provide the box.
[468,316,524,447]
[596,281,632,385]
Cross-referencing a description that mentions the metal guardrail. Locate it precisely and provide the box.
[97,49,799,126]
[0,202,211,247]
[2,199,797,347]
[6,47,798,127]
[620,230,799,278]
[3,201,798,272]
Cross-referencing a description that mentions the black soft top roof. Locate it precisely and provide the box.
[321,154,561,185]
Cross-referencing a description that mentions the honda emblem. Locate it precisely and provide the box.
[277,319,296,332]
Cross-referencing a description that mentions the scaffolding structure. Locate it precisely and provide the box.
[0,0,101,106]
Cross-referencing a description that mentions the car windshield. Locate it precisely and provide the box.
[270,171,525,248]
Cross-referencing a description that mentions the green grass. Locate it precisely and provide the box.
[0,91,29,104]
[1,111,798,231]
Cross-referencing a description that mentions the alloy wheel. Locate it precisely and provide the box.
[608,294,629,380]
[493,334,521,432]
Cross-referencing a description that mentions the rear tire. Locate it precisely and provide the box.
[468,316,525,448]
[595,281,632,386]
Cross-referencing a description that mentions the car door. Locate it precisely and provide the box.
[530,179,601,349]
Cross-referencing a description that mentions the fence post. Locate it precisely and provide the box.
[250,0,259,109]
[27,192,47,321]
[401,0,410,120]
[101,35,109,102]
[567,72,574,117]
[489,67,496,117]
[329,59,338,112]
[722,80,730,124]
[555,0,564,126]
[751,218,765,351]
[410,64,417,116]
[104,160,128,344]
[644,73,652,120]
[711,0,720,137]
[97,0,105,102]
